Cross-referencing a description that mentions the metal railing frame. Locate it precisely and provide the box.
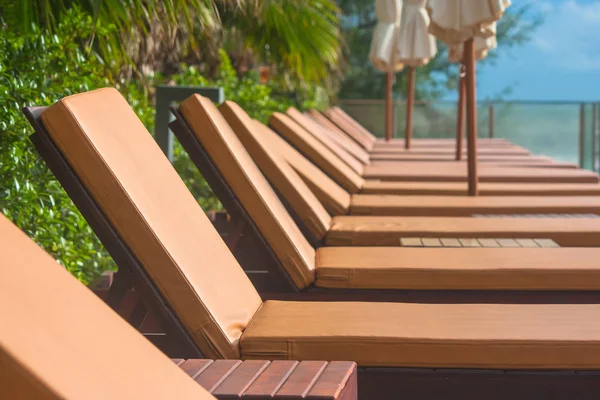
[154,85,225,161]
[339,99,600,170]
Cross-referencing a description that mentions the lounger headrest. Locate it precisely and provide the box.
[218,101,332,241]
[282,110,366,175]
[325,108,377,149]
[269,113,365,194]
[250,120,352,216]
[40,88,261,359]
[179,95,316,289]
[0,214,215,400]
[287,108,371,165]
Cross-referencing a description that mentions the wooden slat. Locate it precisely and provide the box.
[306,361,357,400]
[440,238,461,247]
[195,360,242,392]
[534,238,560,248]
[421,238,442,247]
[496,239,520,248]
[212,360,270,398]
[476,238,500,248]
[243,360,299,399]
[275,361,328,398]
[180,359,213,379]
[400,237,422,247]
[458,238,481,247]
[515,238,539,248]
[398,237,561,248]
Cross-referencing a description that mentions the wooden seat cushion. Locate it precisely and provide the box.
[326,216,600,247]
[241,300,600,369]
[349,195,600,216]
[315,247,600,290]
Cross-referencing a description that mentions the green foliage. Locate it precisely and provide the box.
[221,0,341,88]
[0,7,333,285]
[5,1,342,93]
[0,9,114,283]
[5,0,233,80]
[169,49,330,211]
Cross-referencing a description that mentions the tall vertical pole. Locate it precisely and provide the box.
[455,67,466,161]
[595,103,600,171]
[404,66,415,149]
[592,103,598,171]
[385,71,394,142]
[488,104,495,138]
[579,103,585,168]
[464,38,478,196]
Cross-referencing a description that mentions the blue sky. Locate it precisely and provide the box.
[463,0,600,101]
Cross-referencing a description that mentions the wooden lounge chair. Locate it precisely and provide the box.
[173,95,600,248]
[323,106,519,150]
[273,110,599,184]
[304,109,576,168]
[0,213,216,400]
[22,88,600,398]
[161,93,600,302]
[312,108,538,157]
[0,214,357,400]
[217,101,600,218]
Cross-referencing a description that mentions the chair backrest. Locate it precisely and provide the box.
[269,112,365,194]
[39,88,262,359]
[306,110,373,153]
[328,107,378,145]
[218,100,332,241]
[274,111,364,175]
[179,95,316,289]
[287,108,371,165]
[316,109,375,150]
[251,121,351,216]
[0,214,215,400]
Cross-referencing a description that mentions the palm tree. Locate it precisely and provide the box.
[221,0,341,88]
[5,0,342,89]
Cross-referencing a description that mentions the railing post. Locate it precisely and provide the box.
[488,104,495,138]
[592,103,600,171]
[579,103,585,168]
[155,85,225,161]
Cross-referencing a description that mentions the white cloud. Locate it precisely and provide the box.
[530,0,600,70]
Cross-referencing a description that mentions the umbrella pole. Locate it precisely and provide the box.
[464,38,478,196]
[455,66,466,161]
[405,66,415,149]
[385,71,394,141]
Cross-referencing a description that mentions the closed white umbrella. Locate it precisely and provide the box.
[396,0,437,149]
[427,0,510,196]
[449,24,497,161]
[427,0,509,44]
[447,23,497,63]
[369,0,403,141]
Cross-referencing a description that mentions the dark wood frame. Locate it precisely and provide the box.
[24,106,202,359]
[169,107,600,305]
[23,105,600,399]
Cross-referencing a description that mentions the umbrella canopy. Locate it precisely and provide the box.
[369,0,404,72]
[397,0,437,66]
[447,23,497,63]
[427,0,510,45]
[369,0,403,142]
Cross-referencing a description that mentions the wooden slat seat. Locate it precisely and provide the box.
[172,359,357,400]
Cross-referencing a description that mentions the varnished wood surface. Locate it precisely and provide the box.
[173,359,357,400]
